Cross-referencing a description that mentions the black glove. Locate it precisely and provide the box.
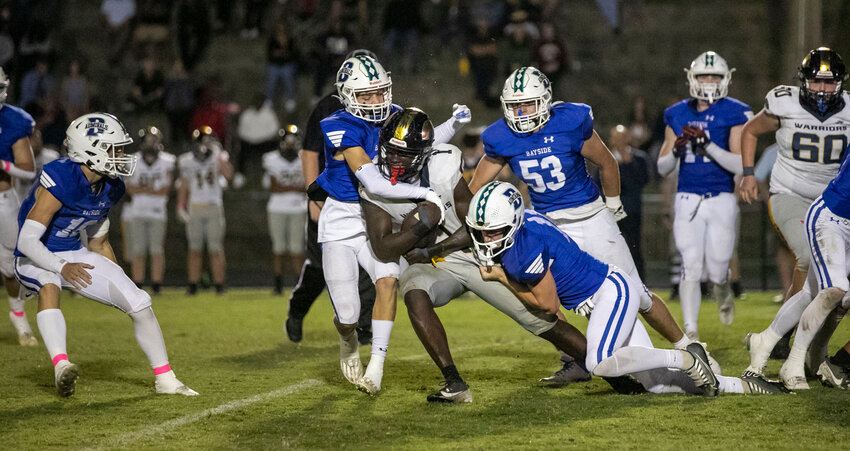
[673,136,689,158]
[404,247,431,265]
[683,125,708,156]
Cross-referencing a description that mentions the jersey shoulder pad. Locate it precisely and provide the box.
[159,152,177,165]
[40,159,83,205]
[551,102,593,123]
[320,111,368,150]
[3,105,35,135]
[503,223,548,285]
[721,96,753,113]
[480,119,513,156]
[262,150,280,170]
[664,99,691,125]
[764,85,800,116]
[427,143,462,185]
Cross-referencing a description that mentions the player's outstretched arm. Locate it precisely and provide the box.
[1,136,36,180]
[433,104,472,145]
[343,145,445,218]
[19,186,93,289]
[581,130,626,220]
[362,200,438,263]
[468,156,506,194]
[739,110,780,204]
[480,265,559,315]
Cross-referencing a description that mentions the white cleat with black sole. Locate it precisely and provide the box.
[155,370,199,396]
[54,360,79,398]
[744,331,771,376]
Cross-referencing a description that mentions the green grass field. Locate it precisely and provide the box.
[2,289,848,450]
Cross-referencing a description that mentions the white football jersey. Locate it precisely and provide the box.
[766,85,850,200]
[360,143,475,264]
[126,152,175,220]
[263,150,307,213]
[178,150,225,206]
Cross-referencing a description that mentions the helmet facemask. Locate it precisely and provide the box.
[341,85,392,122]
[335,56,393,123]
[377,142,431,184]
[500,67,553,133]
[502,96,551,133]
[802,78,843,113]
[686,51,733,104]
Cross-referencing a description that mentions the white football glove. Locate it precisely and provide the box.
[424,189,446,224]
[605,195,627,222]
[575,299,595,318]
[452,103,471,126]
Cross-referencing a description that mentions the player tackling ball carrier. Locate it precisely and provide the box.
[14,113,196,397]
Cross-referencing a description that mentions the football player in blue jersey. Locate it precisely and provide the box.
[657,51,752,340]
[0,68,38,347]
[14,113,196,397]
[469,66,694,384]
[776,149,850,390]
[313,55,470,392]
[470,181,789,396]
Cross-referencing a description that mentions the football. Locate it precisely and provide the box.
[400,202,441,249]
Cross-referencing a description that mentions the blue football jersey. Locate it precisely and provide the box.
[821,144,850,219]
[316,105,402,202]
[0,104,35,162]
[15,159,125,255]
[664,97,752,195]
[482,103,598,212]
[502,210,609,309]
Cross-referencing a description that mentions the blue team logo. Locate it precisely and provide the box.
[503,188,523,209]
[337,61,354,83]
[85,117,108,137]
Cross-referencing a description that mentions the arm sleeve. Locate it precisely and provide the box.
[18,220,67,273]
[705,142,743,175]
[657,151,678,177]
[433,117,458,146]
[1,160,35,180]
[355,163,432,200]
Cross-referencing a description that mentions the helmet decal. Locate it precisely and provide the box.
[359,56,381,81]
[512,68,527,93]
[85,117,108,136]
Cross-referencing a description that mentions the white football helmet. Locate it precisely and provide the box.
[335,55,392,122]
[500,67,552,133]
[0,67,9,105]
[65,113,136,178]
[465,181,525,265]
[686,51,734,103]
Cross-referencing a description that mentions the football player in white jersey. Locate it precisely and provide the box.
[0,68,38,346]
[126,126,175,295]
[470,67,697,383]
[177,127,233,295]
[740,48,850,374]
[263,125,306,294]
[15,113,195,397]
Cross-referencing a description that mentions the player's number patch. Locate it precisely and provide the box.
[791,132,846,164]
[518,155,566,193]
[55,217,98,238]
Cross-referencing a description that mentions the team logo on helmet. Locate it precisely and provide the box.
[512,68,527,93]
[359,56,380,81]
[85,117,108,136]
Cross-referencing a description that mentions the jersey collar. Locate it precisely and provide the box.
[798,95,846,122]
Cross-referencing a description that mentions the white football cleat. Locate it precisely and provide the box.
[779,361,809,390]
[355,375,380,395]
[356,360,384,395]
[54,360,79,398]
[155,371,199,396]
[744,332,771,376]
[9,312,38,346]
[339,332,363,384]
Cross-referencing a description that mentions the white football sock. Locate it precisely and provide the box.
[37,309,68,365]
[339,328,358,357]
[679,280,701,338]
[768,288,812,336]
[371,319,393,359]
[592,346,687,377]
[8,296,24,313]
[672,335,692,350]
[757,327,782,349]
[717,375,744,394]
[792,288,845,354]
[129,307,169,371]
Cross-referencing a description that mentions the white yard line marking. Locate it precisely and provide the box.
[93,379,322,449]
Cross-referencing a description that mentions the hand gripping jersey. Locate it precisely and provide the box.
[0,104,35,163]
[15,158,124,255]
[501,210,609,309]
[178,150,225,206]
[359,143,474,264]
[263,150,307,213]
[765,85,850,201]
[821,147,850,220]
[316,105,402,202]
[127,152,175,220]
[482,102,598,212]
[664,97,752,195]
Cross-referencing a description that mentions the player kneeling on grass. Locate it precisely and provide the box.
[362,108,606,402]
[470,181,790,396]
[13,113,196,397]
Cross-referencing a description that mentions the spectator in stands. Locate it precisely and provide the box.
[163,60,195,143]
[440,0,469,59]
[19,59,54,108]
[467,18,499,108]
[173,0,211,70]
[532,22,568,89]
[313,17,352,99]
[502,10,538,72]
[129,55,165,112]
[101,0,136,64]
[236,93,280,185]
[18,20,52,73]
[191,80,230,146]
[609,124,650,278]
[628,95,651,150]
[60,60,89,121]
[266,21,299,113]
[381,0,422,74]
